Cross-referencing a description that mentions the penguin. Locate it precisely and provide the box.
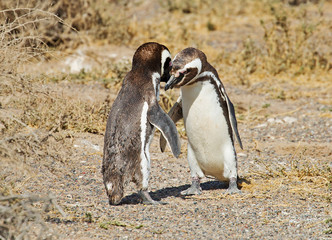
[102,42,181,205]
[160,47,243,195]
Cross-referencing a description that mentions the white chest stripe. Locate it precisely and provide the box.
[140,102,150,189]
[196,71,226,101]
[152,72,161,101]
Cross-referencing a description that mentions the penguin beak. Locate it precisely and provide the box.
[164,75,175,91]
[160,71,170,83]
[164,73,184,91]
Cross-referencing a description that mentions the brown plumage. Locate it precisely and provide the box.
[102,42,180,205]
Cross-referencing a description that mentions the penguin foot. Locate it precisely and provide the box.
[139,190,166,205]
[224,177,241,195]
[181,186,202,196]
[181,178,202,196]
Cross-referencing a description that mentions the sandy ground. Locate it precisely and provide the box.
[11,77,329,239]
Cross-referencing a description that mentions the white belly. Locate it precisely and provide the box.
[181,81,236,180]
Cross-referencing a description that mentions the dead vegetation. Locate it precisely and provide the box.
[0,194,65,240]
[0,0,331,238]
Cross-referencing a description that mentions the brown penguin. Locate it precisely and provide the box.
[102,42,181,205]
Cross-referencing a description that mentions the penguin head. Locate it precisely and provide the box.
[164,48,206,90]
[132,42,172,83]
[105,180,123,205]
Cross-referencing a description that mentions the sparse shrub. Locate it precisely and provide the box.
[19,80,110,134]
[207,21,217,31]
[0,3,78,49]
[240,37,260,74]
[0,194,63,239]
[101,60,131,89]
[160,0,201,13]
[0,0,137,49]
[259,2,331,74]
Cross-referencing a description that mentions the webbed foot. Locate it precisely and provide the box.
[139,190,166,205]
[181,177,202,195]
[224,177,241,195]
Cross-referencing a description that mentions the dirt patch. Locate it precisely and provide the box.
[2,79,331,239]
[274,142,332,158]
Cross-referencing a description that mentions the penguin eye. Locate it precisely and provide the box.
[184,68,191,74]
[178,69,188,77]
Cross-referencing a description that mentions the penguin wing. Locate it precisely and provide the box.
[147,103,181,158]
[159,97,183,153]
[220,88,243,149]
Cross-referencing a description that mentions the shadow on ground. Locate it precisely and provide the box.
[120,178,250,205]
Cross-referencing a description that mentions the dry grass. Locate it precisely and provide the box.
[0,4,85,239]
[236,1,331,74]
[15,78,110,134]
[1,0,330,82]
[246,156,331,202]
[0,194,65,240]
[1,1,82,49]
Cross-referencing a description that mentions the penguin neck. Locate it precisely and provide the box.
[128,68,161,101]
[191,62,221,86]
[133,63,161,75]
[130,68,161,84]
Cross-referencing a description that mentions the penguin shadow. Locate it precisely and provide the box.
[200,177,250,192]
[120,177,250,205]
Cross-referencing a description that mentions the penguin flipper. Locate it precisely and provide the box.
[220,88,243,149]
[159,97,183,153]
[148,103,181,158]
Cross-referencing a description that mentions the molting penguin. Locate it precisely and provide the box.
[161,47,243,195]
[102,42,181,205]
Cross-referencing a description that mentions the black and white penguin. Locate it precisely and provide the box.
[161,47,243,195]
[102,42,181,205]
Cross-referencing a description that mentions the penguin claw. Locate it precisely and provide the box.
[181,178,202,195]
[139,190,167,205]
[181,187,202,196]
[180,185,202,196]
[224,177,241,195]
